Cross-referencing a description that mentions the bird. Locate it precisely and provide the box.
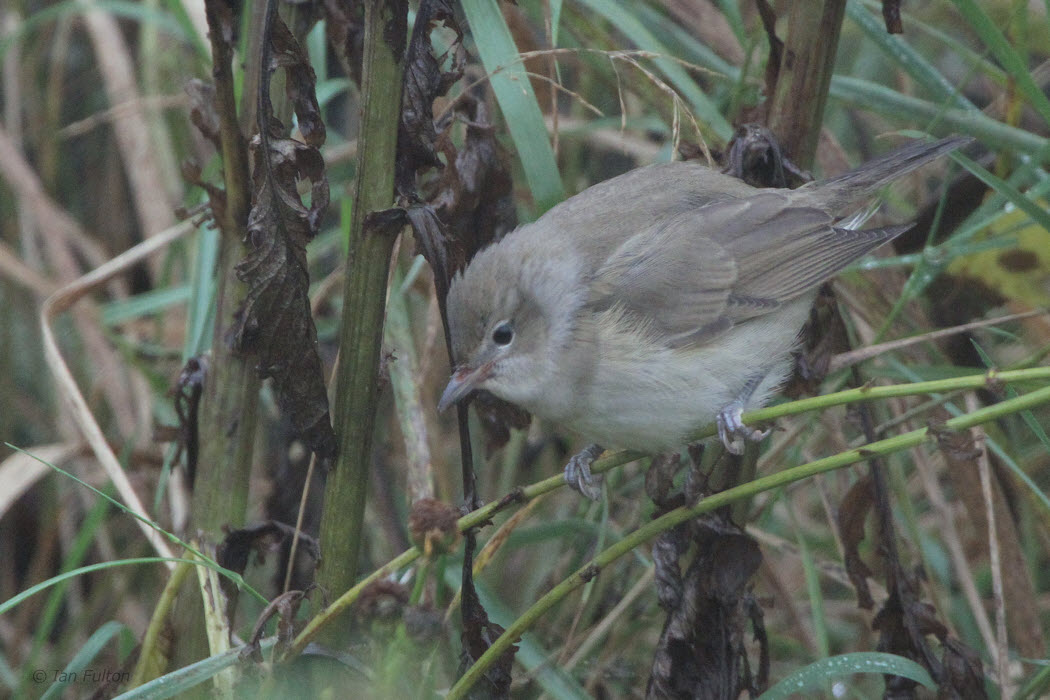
[438,135,970,498]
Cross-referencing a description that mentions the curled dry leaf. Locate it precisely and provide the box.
[236,131,335,459]
[430,97,518,265]
[397,0,463,194]
[235,13,335,461]
[836,475,876,609]
[649,520,765,699]
[269,18,326,147]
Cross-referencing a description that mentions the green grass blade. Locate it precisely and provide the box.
[574,0,733,142]
[112,638,276,700]
[847,1,973,110]
[1,559,202,616]
[951,0,1050,126]
[101,286,191,326]
[829,76,1050,155]
[40,621,128,700]
[460,0,565,212]
[759,652,935,699]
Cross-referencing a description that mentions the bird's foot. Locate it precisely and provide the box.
[716,401,769,455]
[564,443,605,500]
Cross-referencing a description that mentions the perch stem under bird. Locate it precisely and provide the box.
[439,135,972,499]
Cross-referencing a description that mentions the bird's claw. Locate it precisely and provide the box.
[564,444,605,500]
[716,402,769,455]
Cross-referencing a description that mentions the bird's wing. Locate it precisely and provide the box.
[587,191,909,347]
[717,190,910,305]
[585,212,739,347]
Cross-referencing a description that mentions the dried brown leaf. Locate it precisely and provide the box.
[269,18,326,147]
[397,0,463,194]
[431,97,518,264]
[648,520,765,699]
[837,475,875,609]
[236,130,334,459]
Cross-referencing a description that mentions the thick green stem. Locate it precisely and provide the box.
[316,0,406,644]
[172,0,260,677]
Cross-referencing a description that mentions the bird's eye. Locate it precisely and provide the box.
[492,321,514,346]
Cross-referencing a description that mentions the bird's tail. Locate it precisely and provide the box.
[808,135,972,211]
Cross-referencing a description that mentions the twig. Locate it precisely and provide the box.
[970,393,1012,696]
[57,94,189,139]
[829,309,1049,373]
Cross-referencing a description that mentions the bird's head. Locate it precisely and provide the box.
[439,235,584,413]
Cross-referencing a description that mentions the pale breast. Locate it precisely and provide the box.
[562,295,814,452]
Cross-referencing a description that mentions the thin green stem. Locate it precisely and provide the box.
[284,367,1050,662]
[447,381,1050,699]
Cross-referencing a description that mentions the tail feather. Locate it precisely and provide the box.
[809,135,972,211]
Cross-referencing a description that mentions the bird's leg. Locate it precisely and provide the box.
[564,443,605,500]
[716,374,771,455]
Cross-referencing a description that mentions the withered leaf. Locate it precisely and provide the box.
[406,204,461,303]
[430,97,517,264]
[236,130,335,460]
[217,519,319,617]
[269,17,326,147]
[244,589,309,660]
[233,6,335,461]
[785,283,849,398]
[939,637,988,699]
[471,390,530,455]
[397,0,463,195]
[649,520,764,699]
[837,475,875,609]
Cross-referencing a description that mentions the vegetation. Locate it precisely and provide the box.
[2,0,1050,698]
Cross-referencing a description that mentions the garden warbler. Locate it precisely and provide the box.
[439,136,969,497]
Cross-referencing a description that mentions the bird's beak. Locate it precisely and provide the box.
[438,364,492,412]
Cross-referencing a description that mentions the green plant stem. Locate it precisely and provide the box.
[316,0,407,645]
[188,0,257,534]
[447,380,1050,700]
[281,548,421,660]
[173,0,259,675]
[283,367,1050,661]
[130,561,194,688]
